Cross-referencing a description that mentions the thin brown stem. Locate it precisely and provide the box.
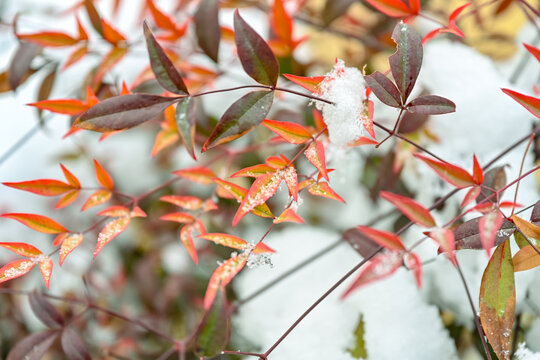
[375,108,405,148]
[511,134,535,216]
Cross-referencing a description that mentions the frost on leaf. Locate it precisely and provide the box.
[314,59,370,145]
[0,259,36,284]
[94,216,130,258]
[204,253,248,309]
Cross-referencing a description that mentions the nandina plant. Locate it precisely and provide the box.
[0,0,539,359]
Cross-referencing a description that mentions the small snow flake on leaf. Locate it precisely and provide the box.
[213,178,274,218]
[58,234,84,266]
[230,164,275,178]
[304,141,329,181]
[198,233,248,250]
[94,216,131,257]
[1,213,68,234]
[204,252,249,309]
[81,190,112,211]
[0,242,43,258]
[160,195,204,210]
[308,182,345,203]
[0,259,36,285]
[38,257,53,288]
[283,166,298,201]
[180,223,199,264]
[98,205,131,218]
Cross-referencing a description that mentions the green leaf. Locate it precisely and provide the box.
[479,239,515,360]
[175,97,197,160]
[143,21,189,95]
[234,10,279,86]
[348,314,368,359]
[75,94,179,132]
[389,22,423,102]
[194,0,221,62]
[194,289,231,357]
[364,71,401,108]
[322,0,356,25]
[406,95,455,115]
[202,90,273,151]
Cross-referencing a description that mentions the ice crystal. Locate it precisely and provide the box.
[315,59,367,146]
[515,343,540,360]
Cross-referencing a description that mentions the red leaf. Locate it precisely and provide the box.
[1,213,68,234]
[460,186,481,208]
[39,257,53,288]
[502,88,540,118]
[94,159,114,190]
[0,242,43,257]
[147,0,177,32]
[213,178,274,218]
[283,166,298,201]
[262,119,312,144]
[0,259,36,285]
[180,223,199,264]
[94,46,128,85]
[447,2,471,37]
[198,233,248,250]
[94,216,130,257]
[479,212,505,257]
[160,212,196,224]
[356,225,405,251]
[405,252,422,288]
[308,182,345,203]
[341,252,403,299]
[160,195,203,210]
[27,99,89,115]
[174,166,216,184]
[59,233,84,266]
[426,228,457,265]
[414,153,475,188]
[472,155,483,185]
[271,0,293,45]
[3,179,73,196]
[273,208,304,224]
[365,0,420,18]
[232,171,283,226]
[17,31,78,47]
[204,253,248,309]
[81,190,112,211]
[380,191,436,228]
[524,43,540,62]
[304,141,328,180]
[283,73,325,93]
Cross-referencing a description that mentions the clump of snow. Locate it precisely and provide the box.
[234,227,457,359]
[315,59,368,146]
[515,343,540,360]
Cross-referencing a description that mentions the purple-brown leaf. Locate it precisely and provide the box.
[364,71,401,108]
[194,0,221,62]
[29,290,64,329]
[61,327,91,360]
[6,330,59,360]
[406,95,456,115]
[175,96,197,159]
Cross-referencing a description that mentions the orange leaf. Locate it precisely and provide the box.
[341,252,403,299]
[204,253,248,309]
[283,166,298,201]
[426,228,457,265]
[502,88,540,118]
[27,99,89,115]
[39,257,53,288]
[98,205,131,217]
[349,136,379,147]
[262,119,312,144]
[472,155,483,185]
[365,0,420,18]
[180,223,199,264]
[59,233,84,266]
[55,190,80,209]
[60,164,81,188]
[94,46,127,85]
[160,212,195,224]
[266,155,289,169]
[271,0,293,45]
[101,19,126,45]
[174,166,216,184]
[62,45,88,71]
[94,159,114,190]
[513,245,540,272]
[380,191,436,228]
[413,153,475,188]
[283,74,326,93]
[308,182,345,203]
[230,164,275,178]
[160,195,204,210]
[0,259,36,285]
[233,171,283,226]
[273,208,304,224]
[253,242,275,254]
[147,0,177,32]
[356,225,405,251]
[3,179,73,196]
[304,141,328,180]
[81,190,112,211]
[524,43,540,62]
[1,213,68,234]
[198,233,248,250]
[0,242,43,257]
[213,178,274,218]
[17,31,78,47]
[94,216,130,257]
[511,215,540,239]
[76,16,89,41]
[151,128,179,157]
